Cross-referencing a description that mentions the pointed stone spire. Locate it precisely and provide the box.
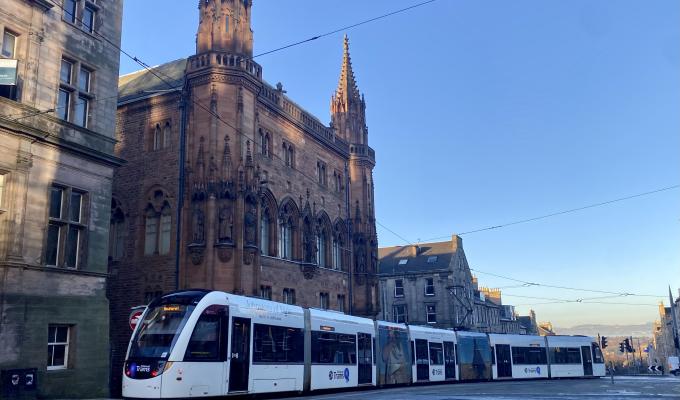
[333,35,361,109]
[196,136,206,183]
[221,135,232,181]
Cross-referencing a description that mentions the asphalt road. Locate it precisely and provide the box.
[286,376,680,400]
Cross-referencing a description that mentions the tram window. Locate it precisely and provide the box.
[253,324,304,363]
[591,343,604,364]
[184,313,221,361]
[429,342,444,365]
[130,304,194,359]
[311,331,357,365]
[549,347,582,364]
[511,347,547,364]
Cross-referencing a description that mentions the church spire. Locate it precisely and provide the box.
[333,35,361,108]
[331,35,367,144]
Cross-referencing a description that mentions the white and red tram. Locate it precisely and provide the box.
[123,290,604,398]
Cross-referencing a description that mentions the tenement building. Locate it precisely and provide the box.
[378,235,522,334]
[0,0,123,398]
[108,1,378,395]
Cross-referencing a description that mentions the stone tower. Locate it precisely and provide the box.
[331,36,379,317]
[183,0,263,295]
[196,0,254,56]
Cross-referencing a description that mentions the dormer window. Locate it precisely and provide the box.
[427,256,438,263]
[398,259,408,265]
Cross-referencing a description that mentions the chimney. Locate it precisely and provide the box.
[451,234,463,251]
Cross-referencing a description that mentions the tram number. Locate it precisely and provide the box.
[431,368,443,376]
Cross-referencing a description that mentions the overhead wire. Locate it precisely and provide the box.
[421,184,680,241]
[40,0,674,307]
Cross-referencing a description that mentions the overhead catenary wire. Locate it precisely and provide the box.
[471,267,664,298]
[43,0,439,256]
[251,0,438,59]
[12,0,438,122]
[421,184,680,242]
[40,0,674,306]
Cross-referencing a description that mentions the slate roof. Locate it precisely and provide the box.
[118,58,188,104]
[378,238,460,276]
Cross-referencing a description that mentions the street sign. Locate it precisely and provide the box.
[129,309,144,331]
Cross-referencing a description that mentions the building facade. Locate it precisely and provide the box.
[378,235,523,334]
[108,1,379,395]
[650,289,680,371]
[0,0,123,397]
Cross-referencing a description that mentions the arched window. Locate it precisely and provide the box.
[264,132,270,157]
[317,230,327,267]
[333,236,342,270]
[144,208,159,255]
[260,210,269,256]
[288,146,294,168]
[153,124,161,151]
[278,217,293,260]
[162,122,171,149]
[110,200,126,260]
[159,205,172,255]
[144,197,171,256]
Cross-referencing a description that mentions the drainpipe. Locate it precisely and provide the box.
[345,161,353,315]
[174,90,188,290]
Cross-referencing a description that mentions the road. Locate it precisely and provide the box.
[286,376,680,400]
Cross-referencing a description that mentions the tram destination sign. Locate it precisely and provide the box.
[0,59,18,86]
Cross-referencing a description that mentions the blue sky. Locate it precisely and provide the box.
[120,0,680,327]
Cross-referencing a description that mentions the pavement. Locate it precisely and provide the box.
[285,376,680,400]
[57,375,680,400]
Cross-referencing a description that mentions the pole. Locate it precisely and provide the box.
[630,336,637,374]
[669,286,680,356]
[609,361,615,384]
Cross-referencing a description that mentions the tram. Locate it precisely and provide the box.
[123,290,605,398]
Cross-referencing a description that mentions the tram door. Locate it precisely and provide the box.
[444,341,456,380]
[228,317,251,392]
[581,346,593,376]
[358,333,372,385]
[496,345,512,378]
[415,339,430,381]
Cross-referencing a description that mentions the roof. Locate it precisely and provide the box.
[118,58,187,104]
[378,236,462,275]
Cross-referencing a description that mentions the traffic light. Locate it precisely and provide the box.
[625,338,634,353]
[601,336,608,349]
[619,342,625,353]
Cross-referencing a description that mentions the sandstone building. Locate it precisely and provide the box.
[108,1,378,394]
[378,236,523,334]
[0,0,123,397]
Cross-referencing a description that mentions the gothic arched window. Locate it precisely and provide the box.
[144,195,171,256]
[144,207,159,255]
[109,199,126,261]
[260,210,269,256]
[159,205,172,255]
[317,230,328,267]
[162,122,171,149]
[152,124,161,151]
[278,217,293,260]
[333,220,347,271]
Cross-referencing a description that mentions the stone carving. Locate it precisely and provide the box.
[244,199,257,246]
[302,222,317,264]
[192,207,205,244]
[188,243,204,265]
[216,245,233,263]
[217,205,233,243]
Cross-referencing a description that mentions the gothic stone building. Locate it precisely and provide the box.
[0,0,123,397]
[378,236,523,334]
[108,0,378,394]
